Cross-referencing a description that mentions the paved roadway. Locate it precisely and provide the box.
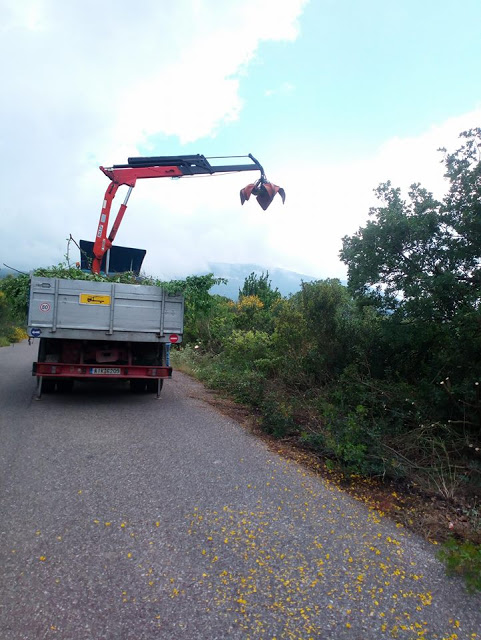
[1,341,480,640]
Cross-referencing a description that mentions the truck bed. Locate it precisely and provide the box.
[27,276,184,343]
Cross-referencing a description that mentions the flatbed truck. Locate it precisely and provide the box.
[28,276,183,397]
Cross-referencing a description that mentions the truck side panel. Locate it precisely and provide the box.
[28,277,183,343]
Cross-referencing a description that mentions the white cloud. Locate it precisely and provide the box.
[0,0,307,275]
[113,1,305,147]
[1,1,479,285]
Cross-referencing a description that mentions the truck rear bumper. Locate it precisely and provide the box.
[32,362,172,379]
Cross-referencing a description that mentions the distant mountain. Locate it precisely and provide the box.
[200,262,320,300]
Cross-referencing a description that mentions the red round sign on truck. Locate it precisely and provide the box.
[169,334,179,343]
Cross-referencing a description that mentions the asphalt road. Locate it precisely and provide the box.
[1,341,480,640]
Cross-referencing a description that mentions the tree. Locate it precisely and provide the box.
[294,279,367,383]
[340,128,481,423]
[163,274,227,346]
[340,128,481,322]
[239,271,281,309]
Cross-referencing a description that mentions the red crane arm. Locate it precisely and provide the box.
[91,154,282,274]
[92,165,184,274]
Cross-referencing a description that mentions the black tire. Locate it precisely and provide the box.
[130,379,146,393]
[57,379,74,393]
[41,379,56,394]
[146,379,163,394]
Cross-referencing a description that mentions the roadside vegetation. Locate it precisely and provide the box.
[0,278,28,346]
[1,129,480,589]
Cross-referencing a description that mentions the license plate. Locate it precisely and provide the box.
[89,367,121,375]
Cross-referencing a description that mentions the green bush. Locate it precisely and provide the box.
[438,538,481,593]
[260,390,297,438]
[205,361,267,406]
[300,396,384,475]
[0,280,29,345]
[224,329,273,369]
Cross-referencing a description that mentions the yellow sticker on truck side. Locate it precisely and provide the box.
[79,294,111,305]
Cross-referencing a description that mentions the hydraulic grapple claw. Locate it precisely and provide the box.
[240,178,286,210]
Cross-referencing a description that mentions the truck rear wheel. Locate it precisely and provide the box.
[57,379,74,393]
[146,379,163,394]
[41,379,56,394]
[130,379,146,393]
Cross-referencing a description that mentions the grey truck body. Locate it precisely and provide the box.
[27,276,184,343]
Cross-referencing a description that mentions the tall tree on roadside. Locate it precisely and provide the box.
[340,128,481,322]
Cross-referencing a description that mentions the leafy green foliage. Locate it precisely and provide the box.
[295,278,363,383]
[260,389,297,438]
[239,271,281,309]
[0,273,30,320]
[161,274,228,347]
[340,129,481,441]
[0,275,30,343]
[224,329,273,369]
[341,131,481,323]
[438,538,481,593]
[340,182,447,318]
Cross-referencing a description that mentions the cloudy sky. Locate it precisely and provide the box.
[2,0,481,280]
